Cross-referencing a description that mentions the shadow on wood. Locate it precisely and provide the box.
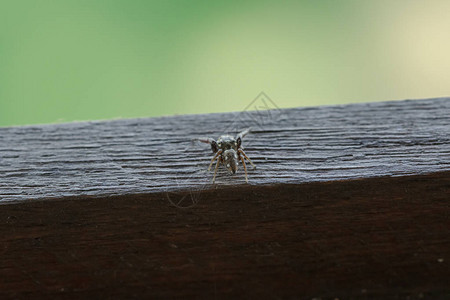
[1,171,449,299]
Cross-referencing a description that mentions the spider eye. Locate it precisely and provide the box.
[236,137,242,148]
[211,140,218,153]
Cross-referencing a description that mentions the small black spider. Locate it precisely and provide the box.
[199,128,256,183]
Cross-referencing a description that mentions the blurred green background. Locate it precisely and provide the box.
[1,0,449,127]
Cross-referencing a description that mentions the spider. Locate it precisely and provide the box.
[199,128,256,183]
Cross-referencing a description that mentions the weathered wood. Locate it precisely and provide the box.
[0,98,449,202]
[0,98,449,299]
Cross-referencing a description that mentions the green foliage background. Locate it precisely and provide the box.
[1,0,449,127]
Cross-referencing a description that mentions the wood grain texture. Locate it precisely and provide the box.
[1,98,449,202]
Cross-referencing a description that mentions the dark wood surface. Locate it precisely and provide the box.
[0,172,449,299]
[0,98,449,299]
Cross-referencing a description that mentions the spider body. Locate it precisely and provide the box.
[199,129,256,183]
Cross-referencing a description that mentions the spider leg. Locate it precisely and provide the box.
[197,137,215,144]
[236,128,251,140]
[238,148,256,169]
[212,157,222,183]
[240,155,248,183]
[208,149,222,171]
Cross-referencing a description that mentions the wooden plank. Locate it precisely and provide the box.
[0,98,449,202]
[0,172,449,299]
[0,98,449,298]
